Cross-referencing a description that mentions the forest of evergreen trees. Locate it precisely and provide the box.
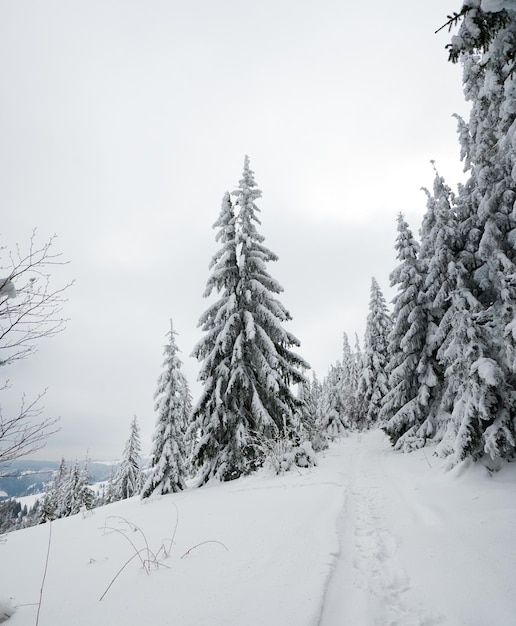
[2,1,516,532]
[143,2,516,485]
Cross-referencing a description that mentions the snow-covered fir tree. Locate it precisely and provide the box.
[296,379,310,426]
[413,170,460,447]
[378,5,516,465]
[381,214,427,448]
[341,332,361,428]
[433,2,516,463]
[302,373,323,428]
[111,416,143,501]
[61,460,94,517]
[357,278,392,428]
[142,321,190,497]
[309,372,324,421]
[320,363,349,438]
[39,457,67,522]
[351,334,363,405]
[0,500,25,534]
[296,379,315,438]
[295,373,327,451]
[61,461,80,517]
[190,157,309,484]
[436,271,506,465]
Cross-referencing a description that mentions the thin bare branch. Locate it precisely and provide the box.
[0,230,73,367]
[0,230,71,463]
[0,391,60,464]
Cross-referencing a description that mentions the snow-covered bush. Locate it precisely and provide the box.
[251,433,317,474]
[308,429,329,453]
[292,441,318,468]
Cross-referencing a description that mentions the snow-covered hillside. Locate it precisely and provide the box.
[1,431,515,626]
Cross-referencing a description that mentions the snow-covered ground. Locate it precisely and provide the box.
[1,430,515,626]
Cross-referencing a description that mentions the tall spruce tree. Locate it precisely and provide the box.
[341,332,361,427]
[435,2,516,463]
[190,156,309,484]
[379,5,516,464]
[351,334,363,409]
[382,214,427,447]
[413,170,460,447]
[142,321,190,497]
[357,278,392,428]
[112,416,143,501]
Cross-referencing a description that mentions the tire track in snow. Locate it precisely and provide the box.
[318,434,444,626]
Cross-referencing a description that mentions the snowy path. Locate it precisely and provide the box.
[319,433,441,626]
[1,431,516,625]
[319,431,516,626]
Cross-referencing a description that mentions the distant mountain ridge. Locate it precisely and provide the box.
[0,459,120,499]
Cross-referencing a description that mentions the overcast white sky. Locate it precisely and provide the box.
[0,0,468,461]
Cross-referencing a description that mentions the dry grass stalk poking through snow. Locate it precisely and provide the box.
[99,510,228,601]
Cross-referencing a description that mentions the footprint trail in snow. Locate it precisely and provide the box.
[318,435,444,626]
